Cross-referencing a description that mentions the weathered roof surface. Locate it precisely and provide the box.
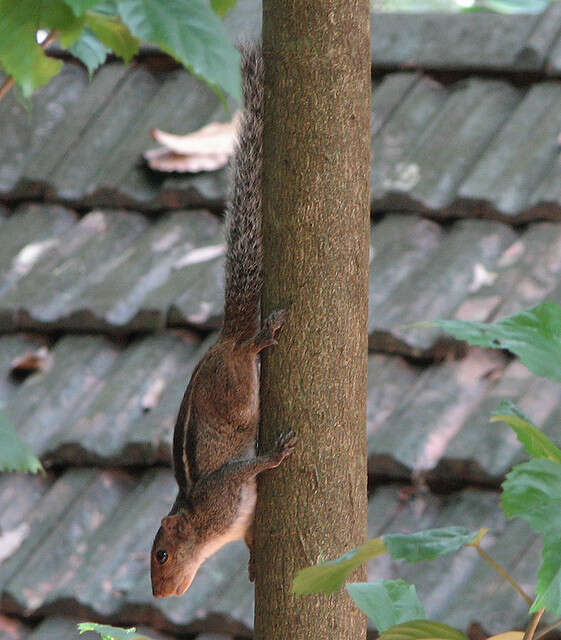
[5,331,558,483]
[367,349,561,483]
[0,64,228,211]
[369,7,561,73]
[0,207,225,333]
[2,7,561,640]
[0,467,252,635]
[228,0,561,76]
[7,56,561,219]
[0,470,535,636]
[0,206,559,358]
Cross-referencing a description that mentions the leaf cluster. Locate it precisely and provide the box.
[294,302,561,638]
[436,303,561,616]
[293,525,484,629]
[0,0,240,103]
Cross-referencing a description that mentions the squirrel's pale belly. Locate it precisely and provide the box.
[199,480,257,563]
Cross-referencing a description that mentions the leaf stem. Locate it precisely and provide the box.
[524,608,545,640]
[0,29,59,103]
[40,30,59,49]
[534,617,561,640]
[0,76,14,101]
[474,544,533,606]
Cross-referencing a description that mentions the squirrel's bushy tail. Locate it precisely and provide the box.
[222,44,264,342]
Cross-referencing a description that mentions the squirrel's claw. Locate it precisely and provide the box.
[248,308,287,352]
[271,430,298,465]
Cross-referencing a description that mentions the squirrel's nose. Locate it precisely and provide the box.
[152,581,172,598]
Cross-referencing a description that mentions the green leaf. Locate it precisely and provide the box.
[383,527,480,562]
[292,537,387,594]
[292,528,482,595]
[501,457,561,616]
[69,29,110,74]
[347,579,426,631]
[210,0,237,17]
[532,537,561,615]
[41,0,86,46]
[379,620,469,640]
[77,623,152,640]
[491,401,561,463]
[431,302,561,382]
[0,0,63,97]
[0,410,43,474]
[116,0,241,103]
[89,1,120,14]
[501,459,561,538]
[84,11,139,62]
[63,0,105,15]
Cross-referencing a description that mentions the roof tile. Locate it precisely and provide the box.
[0,471,536,635]
[403,79,521,211]
[371,76,447,208]
[0,66,87,198]
[20,65,128,199]
[372,219,516,356]
[368,485,533,633]
[434,359,561,483]
[0,205,76,299]
[462,222,561,321]
[0,211,148,331]
[369,12,540,72]
[42,333,199,466]
[368,348,506,476]
[457,82,561,218]
[5,336,120,458]
[48,68,161,204]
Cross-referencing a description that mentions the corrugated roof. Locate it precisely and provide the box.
[2,7,561,639]
[0,470,537,635]
[6,59,561,218]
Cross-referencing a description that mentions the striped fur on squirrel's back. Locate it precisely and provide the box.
[221,44,264,342]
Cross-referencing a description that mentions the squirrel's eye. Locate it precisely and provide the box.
[156,550,168,564]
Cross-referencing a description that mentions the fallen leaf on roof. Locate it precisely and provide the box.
[10,346,51,376]
[144,112,241,173]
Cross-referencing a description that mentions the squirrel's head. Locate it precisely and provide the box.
[150,513,201,597]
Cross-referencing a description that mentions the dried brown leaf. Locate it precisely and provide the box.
[144,111,241,173]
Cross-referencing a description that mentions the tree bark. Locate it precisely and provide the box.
[254,3,371,639]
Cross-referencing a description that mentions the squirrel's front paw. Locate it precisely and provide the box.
[270,430,297,465]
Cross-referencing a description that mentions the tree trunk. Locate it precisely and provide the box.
[253,3,371,639]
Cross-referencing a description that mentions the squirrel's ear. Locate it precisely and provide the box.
[161,514,189,538]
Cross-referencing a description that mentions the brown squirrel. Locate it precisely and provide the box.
[150,45,297,598]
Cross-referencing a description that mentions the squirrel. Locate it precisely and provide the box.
[150,45,297,598]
